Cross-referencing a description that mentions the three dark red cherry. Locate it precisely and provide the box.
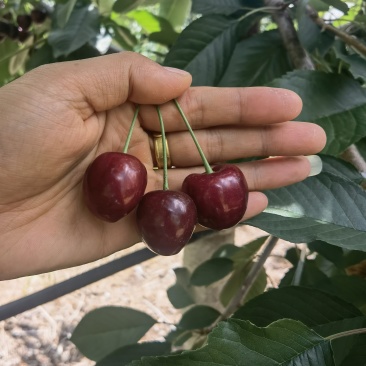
[82,101,249,257]
[83,152,147,222]
[182,165,248,230]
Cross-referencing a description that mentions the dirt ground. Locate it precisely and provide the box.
[0,226,293,366]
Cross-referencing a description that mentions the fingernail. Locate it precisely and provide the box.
[306,155,322,177]
[163,66,190,76]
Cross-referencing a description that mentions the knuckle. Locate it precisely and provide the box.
[259,127,270,157]
[205,129,224,163]
[181,89,204,129]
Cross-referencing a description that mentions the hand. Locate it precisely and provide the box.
[0,52,326,279]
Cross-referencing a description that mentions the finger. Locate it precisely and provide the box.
[140,86,303,132]
[240,192,268,220]
[27,52,192,117]
[164,122,326,167]
[153,156,313,192]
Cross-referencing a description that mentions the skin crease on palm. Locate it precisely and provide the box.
[0,52,327,280]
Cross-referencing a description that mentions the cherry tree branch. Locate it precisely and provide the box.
[206,235,279,331]
[264,0,314,70]
[266,0,366,180]
[306,6,366,57]
[326,327,366,340]
[341,145,366,175]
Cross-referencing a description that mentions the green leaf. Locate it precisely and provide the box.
[230,236,268,268]
[60,43,101,61]
[320,155,364,183]
[233,286,362,326]
[297,0,334,56]
[315,317,366,365]
[96,342,171,366]
[159,0,191,30]
[308,0,329,11]
[48,5,100,57]
[321,0,348,13]
[99,0,116,15]
[130,319,335,365]
[219,30,292,87]
[178,305,221,330]
[343,249,366,267]
[70,306,156,361]
[220,263,266,306]
[127,10,171,34]
[269,70,366,155]
[340,337,366,366]
[247,168,366,251]
[329,275,366,310]
[26,42,101,70]
[167,268,195,309]
[113,0,143,13]
[165,328,193,347]
[356,137,366,162]
[148,17,179,46]
[232,286,366,365]
[280,260,331,288]
[211,244,241,258]
[164,15,238,86]
[108,21,137,50]
[26,43,55,70]
[285,247,299,266]
[55,0,78,28]
[0,39,19,85]
[191,0,244,15]
[190,258,234,286]
[209,237,266,265]
[334,40,366,82]
[8,36,33,75]
[308,240,345,268]
[216,237,267,306]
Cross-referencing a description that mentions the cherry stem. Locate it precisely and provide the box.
[326,327,366,341]
[156,106,169,191]
[174,99,213,174]
[123,105,140,154]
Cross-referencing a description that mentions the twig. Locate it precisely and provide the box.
[207,235,279,330]
[291,244,307,286]
[326,327,366,340]
[341,145,366,177]
[264,0,314,70]
[341,145,366,189]
[306,6,366,57]
[0,37,46,65]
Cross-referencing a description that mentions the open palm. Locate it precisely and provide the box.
[0,52,326,279]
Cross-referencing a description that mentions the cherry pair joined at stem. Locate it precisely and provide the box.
[138,102,249,254]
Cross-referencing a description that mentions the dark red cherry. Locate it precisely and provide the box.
[0,22,18,39]
[18,30,30,42]
[137,191,197,256]
[2,12,12,21]
[17,15,32,30]
[182,164,248,230]
[30,8,48,24]
[83,152,147,222]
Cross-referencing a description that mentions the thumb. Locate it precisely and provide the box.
[30,52,192,112]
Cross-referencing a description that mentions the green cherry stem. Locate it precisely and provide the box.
[156,106,169,191]
[123,105,140,153]
[174,99,213,174]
